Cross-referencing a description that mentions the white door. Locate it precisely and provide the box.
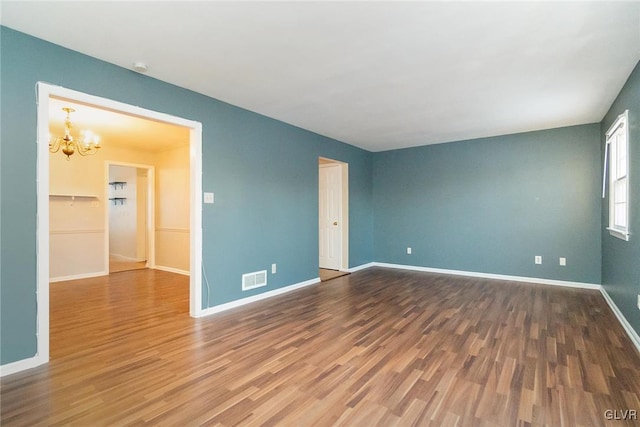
[319,164,342,270]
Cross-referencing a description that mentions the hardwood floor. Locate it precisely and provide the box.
[319,268,350,281]
[2,267,639,426]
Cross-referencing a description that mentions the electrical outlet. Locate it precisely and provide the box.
[203,192,214,204]
[535,256,542,265]
[271,263,277,274]
[637,294,640,310]
[407,247,412,255]
[559,257,566,266]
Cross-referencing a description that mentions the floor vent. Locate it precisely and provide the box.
[242,270,267,291]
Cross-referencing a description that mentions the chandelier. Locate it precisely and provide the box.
[49,107,101,160]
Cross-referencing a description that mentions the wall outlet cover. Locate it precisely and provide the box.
[407,247,412,254]
[559,257,566,266]
[535,256,542,265]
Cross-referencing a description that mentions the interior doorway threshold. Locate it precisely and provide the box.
[319,268,350,282]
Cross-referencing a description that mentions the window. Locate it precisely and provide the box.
[603,110,630,241]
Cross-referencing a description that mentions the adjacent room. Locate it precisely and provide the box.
[1,2,639,426]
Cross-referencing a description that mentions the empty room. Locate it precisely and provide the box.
[1,2,639,426]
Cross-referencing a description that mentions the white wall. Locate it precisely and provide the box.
[155,145,190,273]
[49,144,156,280]
[136,169,148,261]
[49,149,106,281]
[49,198,105,280]
[49,134,190,280]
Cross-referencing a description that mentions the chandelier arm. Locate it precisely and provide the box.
[76,143,93,156]
[49,137,62,153]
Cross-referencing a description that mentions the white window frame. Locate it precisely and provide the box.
[603,110,630,241]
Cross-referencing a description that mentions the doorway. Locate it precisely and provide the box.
[318,157,349,279]
[107,163,153,273]
[36,83,203,368]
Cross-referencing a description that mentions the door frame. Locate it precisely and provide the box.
[318,157,349,271]
[36,82,204,367]
[105,161,156,272]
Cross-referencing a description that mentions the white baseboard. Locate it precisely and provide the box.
[196,277,321,318]
[373,262,601,290]
[153,265,190,276]
[600,287,640,354]
[347,262,376,273]
[371,262,640,353]
[49,270,108,283]
[0,354,47,377]
[11,262,637,379]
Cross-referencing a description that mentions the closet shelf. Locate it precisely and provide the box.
[109,197,127,205]
[49,194,98,199]
[108,181,127,189]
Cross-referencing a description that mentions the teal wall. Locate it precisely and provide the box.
[0,27,373,365]
[2,26,636,367]
[601,61,640,335]
[373,125,602,284]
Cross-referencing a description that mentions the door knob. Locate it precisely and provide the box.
[333,221,338,226]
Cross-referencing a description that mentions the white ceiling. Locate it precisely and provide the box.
[3,1,640,152]
[49,97,190,153]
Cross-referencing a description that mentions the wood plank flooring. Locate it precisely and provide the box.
[2,267,639,426]
[319,268,350,281]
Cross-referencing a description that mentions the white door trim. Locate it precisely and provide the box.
[105,161,156,272]
[35,82,204,370]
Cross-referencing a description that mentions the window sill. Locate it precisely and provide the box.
[607,228,630,241]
